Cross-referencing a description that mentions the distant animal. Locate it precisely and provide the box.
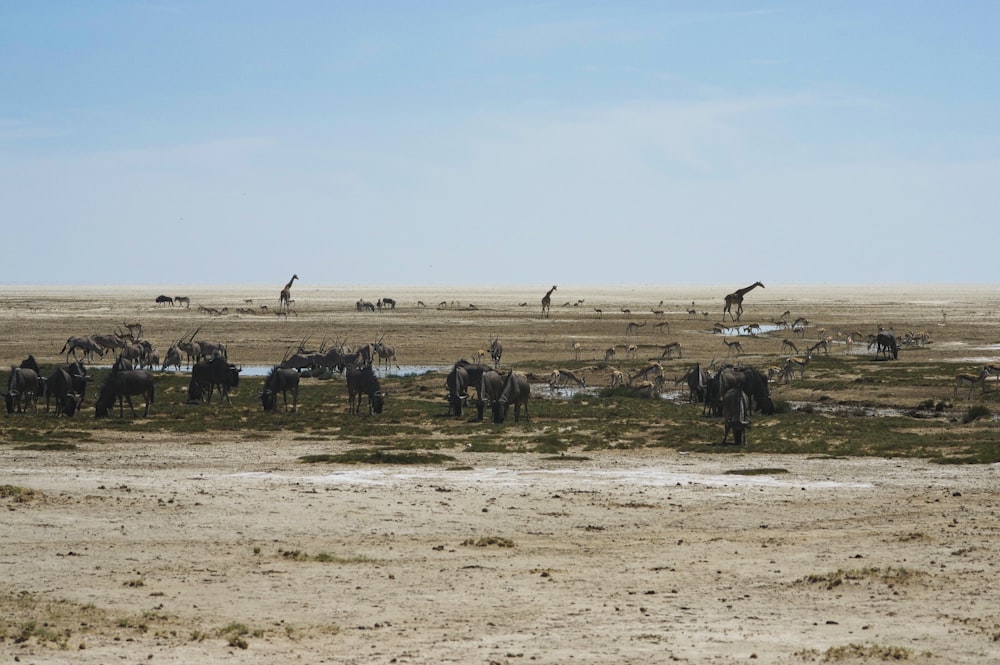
[188,356,241,404]
[260,367,300,413]
[155,294,174,306]
[174,296,191,308]
[492,370,530,424]
[377,298,397,310]
[489,336,503,368]
[94,369,155,418]
[346,364,386,415]
[720,388,751,445]
[44,366,80,416]
[60,335,106,363]
[875,331,899,360]
[374,341,398,370]
[5,366,40,414]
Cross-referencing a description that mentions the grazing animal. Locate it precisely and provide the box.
[60,335,106,363]
[5,367,40,414]
[446,360,490,417]
[954,369,988,400]
[780,339,798,354]
[174,296,191,308]
[492,370,530,424]
[708,366,773,417]
[155,294,174,306]
[661,342,682,359]
[682,362,709,404]
[875,331,899,360]
[260,367,300,413]
[162,345,182,371]
[45,367,79,416]
[477,369,505,421]
[94,370,155,418]
[548,368,586,389]
[377,297,397,310]
[720,388,751,445]
[188,356,241,403]
[346,364,386,415]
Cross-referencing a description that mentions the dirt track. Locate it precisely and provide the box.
[2,285,1000,663]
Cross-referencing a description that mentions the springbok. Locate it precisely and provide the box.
[807,339,830,356]
[954,368,988,400]
[626,321,646,336]
[723,338,744,357]
[780,339,798,354]
[660,342,682,359]
[548,368,586,389]
[784,353,812,382]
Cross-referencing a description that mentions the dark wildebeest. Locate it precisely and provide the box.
[155,294,174,306]
[492,370,530,424]
[60,335,105,363]
[45,367,80,416]
[5,366,40,414]
[489,337,503,369]
[260,367,299,413]
[477,369,505,421]
[188,356,241,403]
[707,366,773,417]
[95,370,155,418]
[346,364,386,415]
[446,360,490,418]
[720,388,751,445]
[376,297,396,311]
[680,362,709,404]
[875,331,899,360]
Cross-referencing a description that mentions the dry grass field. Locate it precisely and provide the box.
[2,283,1000,664]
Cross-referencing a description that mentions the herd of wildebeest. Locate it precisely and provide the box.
[5,282,993,447]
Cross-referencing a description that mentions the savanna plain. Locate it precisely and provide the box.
[1,284,999,664]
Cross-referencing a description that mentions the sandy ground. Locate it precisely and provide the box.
[2,285,1000,663]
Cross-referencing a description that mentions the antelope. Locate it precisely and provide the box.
[626,321,646,336]
[983,364,1000,388]
[651,309,664,317]
[954,368,988,400]
[572,341,583,361]
[653,321,669,334]
[807,339,830,356]
[488,336,503,368]
[548,368,586,389]
[594,307,603,318]
[723,338,744,357]
[604,347,616,362]
[660,342,682,359]
[629,362,663,385]
[626,344,638,359]
[780,339,798,354]
[784,353,812,382]
[609,368,626,388]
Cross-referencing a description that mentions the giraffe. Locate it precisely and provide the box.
[279,274,298,312]
[723,281,764,322]
[541,285,557,318]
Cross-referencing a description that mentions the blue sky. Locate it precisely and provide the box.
[2,2,997,286]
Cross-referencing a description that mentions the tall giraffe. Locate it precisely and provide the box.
[723,281,764,322]
[279,274,299,312]
[541,285,557,318]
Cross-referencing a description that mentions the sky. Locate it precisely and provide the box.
[1,1,998,286]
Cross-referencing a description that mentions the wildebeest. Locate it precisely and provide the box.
[5,366,40,414]
[720,388,751,445]
[260,367,299,412]
[346,364,386,415]
[376,298,396,310]
[45,366,80,416]
[188,356,241,403]
[95,370,155,418]
[875,331,899,360]
[492,370,530,424]
[477,369,505,421]
[681,362,709,404]
[706,366,773,417]
[446,360,490,417]
[155,294,174,306]
[60,335,106,363]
